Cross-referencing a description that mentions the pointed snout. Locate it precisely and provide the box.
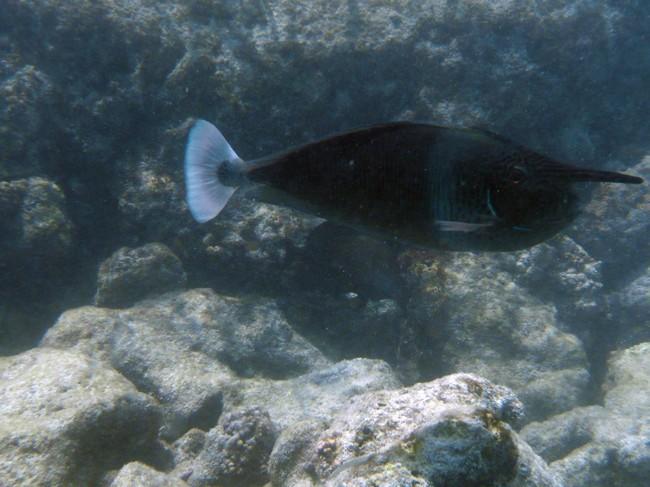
[541,161,643,184]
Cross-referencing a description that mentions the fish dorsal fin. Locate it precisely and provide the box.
[468,126,525,149]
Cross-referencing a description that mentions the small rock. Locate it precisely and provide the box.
[94,242,187,307]
[0,177,74,276]
[110,462,188,487]
[185,407,276,487]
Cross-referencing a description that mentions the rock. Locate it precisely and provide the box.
[0,177,75,352]
[602,342,650,418]
[170,429,207,470]
[235,358,400,431]
[0,177,74,272]
[292,221,404,300]
[405,251,590,422]
[521,342,650,487]
[281,292,403,366]
[94,242,187,307]
[501,236,604,327]
[0,348,161,486]
[520,405,609,464]
[185,198,322,295]
[41,288,329,439]
[0,65,53,179]
[182,407,276,487]
[268,373,561,487]
[110,462,188,487]
[567,155,650,280]
[609,265,650,348]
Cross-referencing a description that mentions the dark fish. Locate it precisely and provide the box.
[184,120,643,251]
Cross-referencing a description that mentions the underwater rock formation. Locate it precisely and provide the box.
[0,348,161,486]
[521,342,650,487]
[179,407,276,487]
[41,289,330,439]
[2,0,648,319]
[1,0,649,485]
[0,177,74,277]
[568,155,650,280]
[0,177,75,353]
[109,462,188,487]
[611,267,650,348]
[234,358,400,431]
[403,251,591,422]
[269,373,561,486]
[0,66,53,180]
[94,242,187,307]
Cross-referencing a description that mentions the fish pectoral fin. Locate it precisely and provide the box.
[434,220,494,233]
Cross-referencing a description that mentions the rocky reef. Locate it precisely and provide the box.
[1,1,649,486]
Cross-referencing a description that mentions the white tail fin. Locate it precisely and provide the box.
[184,120,240,223]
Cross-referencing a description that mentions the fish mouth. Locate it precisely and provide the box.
[541,162,643,184]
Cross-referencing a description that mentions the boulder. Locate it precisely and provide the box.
[0,177,75,352]
[609,265,650,348]
[521,342,650,487]
[268,373,561,487]
[0,348,161,486]
[235,358,400,431]
[42,288,329,438]
[567,155,650,280]
[404,251,590,422]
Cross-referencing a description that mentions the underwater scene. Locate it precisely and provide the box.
[1,1,649,486]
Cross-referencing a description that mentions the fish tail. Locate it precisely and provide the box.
[184,119,245,223]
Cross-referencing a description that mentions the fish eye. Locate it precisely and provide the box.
[508,167,527,184]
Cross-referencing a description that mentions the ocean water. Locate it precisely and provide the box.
[0,1,648,486]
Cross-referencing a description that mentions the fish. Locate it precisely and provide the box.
[184,120,643,251]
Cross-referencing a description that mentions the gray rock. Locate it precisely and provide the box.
[0,176,74,352]
[110,462,188,487]
[182,197,323,294]
[602,342,650,418]
[269,373,561,487]
[520,405,609,464]
[0,348,161,486]
[281,292,403,366]
[521,342,650,487]
[166,359,397,484]
[42,288,329,439]
[406,251,591,422]
[183,407,276,487]
[0,177,74,267]
[500,236,605,327]
[235,358,400,431]
[0,65,53,179]
[94,242,187,307]
[170,429,206,473]
[609,265,650,348]
[567,155,650,278]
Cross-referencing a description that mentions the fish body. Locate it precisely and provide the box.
[184,120,642,251]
